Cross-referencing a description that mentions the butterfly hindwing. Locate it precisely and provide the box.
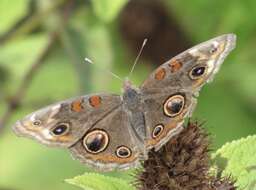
[69,106,143,171]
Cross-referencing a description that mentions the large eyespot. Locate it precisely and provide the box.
[83,130,109,154]
[189,65,207,79]
[152,124,164,138]
[116,146,132,158]
[51,123,70,136]
[32,120,42,126]
[164,95,185,117]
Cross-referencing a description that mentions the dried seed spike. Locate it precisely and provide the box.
[134,121,237,190]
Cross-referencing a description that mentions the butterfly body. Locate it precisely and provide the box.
[13,34,236,171]
[122,82,141,111]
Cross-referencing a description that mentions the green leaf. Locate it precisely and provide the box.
[166,0,256,111]
[212,135,256,189]
[91,0,128,22]
[0,34,48,93]
[67,7,117,93]
[66,173,135,190]
[0,0,29,35]
[0,125,84,190]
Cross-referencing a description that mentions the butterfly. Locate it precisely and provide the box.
[13,34,236,171]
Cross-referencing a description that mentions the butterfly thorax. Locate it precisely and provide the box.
[122,79,142,112]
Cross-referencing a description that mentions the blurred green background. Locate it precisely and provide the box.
[0,0,256,190]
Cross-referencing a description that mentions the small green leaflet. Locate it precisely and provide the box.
[91,0,128,22]
[66,172,135,190]
[212,135,256,190]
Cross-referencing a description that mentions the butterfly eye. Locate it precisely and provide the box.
[189,65,207,79]
[152,124,164,138]
[116,146,132,158]
[51,123,70,136]
[83,130,109,154]
[32,120,42,126]
[164,95,185,117]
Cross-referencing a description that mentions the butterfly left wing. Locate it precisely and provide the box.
[140,34,236,150]
[13,94,145,171]
[13,93,122,148]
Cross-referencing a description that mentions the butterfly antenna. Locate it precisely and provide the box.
[84,58,124,82]
[128,38,148,78]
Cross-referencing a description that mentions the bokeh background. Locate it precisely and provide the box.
[0,0,256,190]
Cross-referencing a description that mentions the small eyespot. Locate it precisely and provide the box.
[83,130,109,154]
[164,95,185,117]
[189,65,207,79]
[32,120,42,126]
[152,124,164,138]
[209,43,218,54]
[51,123,69,136]
[210,47,218,54]
[116,146,132,158]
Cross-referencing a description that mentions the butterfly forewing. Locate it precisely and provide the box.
[13,94,122,148]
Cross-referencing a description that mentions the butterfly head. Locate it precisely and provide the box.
[122,78,132,90]
[13,104,74,147]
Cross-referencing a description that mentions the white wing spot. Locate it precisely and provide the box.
[212,41,219,48]
[30,114,36,122]
[42,129,53,139]
[206,59,215,73]
[51,104,61,112]
[47,104,61,124]
[189,48,198,54]
[49,104,61,117]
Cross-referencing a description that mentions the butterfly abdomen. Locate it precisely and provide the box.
[122,87,147,144]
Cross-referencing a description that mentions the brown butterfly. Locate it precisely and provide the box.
[13,34,236,171]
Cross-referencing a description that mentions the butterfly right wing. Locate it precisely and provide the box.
[139,34,236,150]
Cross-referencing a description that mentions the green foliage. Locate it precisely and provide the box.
[0,34,48,92]
[213,135,256,189]
[91,0,128,23]
[0,0,29,35]
[66,173,135,190]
